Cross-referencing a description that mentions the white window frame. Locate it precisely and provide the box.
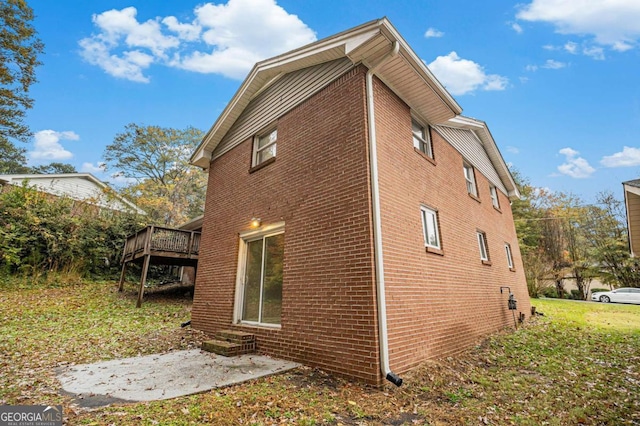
[505,243,514,269]
[412,119,433,158]
[420,206,441,249]
[463,162,478,197]
[490,186,500,209]
[252,127,277,167]
[234,222,285,328]
[477,231,489,261]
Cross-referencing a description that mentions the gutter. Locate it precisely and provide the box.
[365,40,403,387]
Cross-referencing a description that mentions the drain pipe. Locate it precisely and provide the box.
[366,40,402,387]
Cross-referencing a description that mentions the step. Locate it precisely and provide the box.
[202,339,244,357]
[215,329,255,344]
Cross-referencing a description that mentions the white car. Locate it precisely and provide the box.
[591,288,640,305]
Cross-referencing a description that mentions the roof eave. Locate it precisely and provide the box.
[190,18,462,169]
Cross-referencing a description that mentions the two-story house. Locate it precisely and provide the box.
[189,18,531,386]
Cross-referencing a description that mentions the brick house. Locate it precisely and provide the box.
[190,18,531,386]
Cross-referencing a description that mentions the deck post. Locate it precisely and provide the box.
[117,261,127,292]
[136,254,151,308]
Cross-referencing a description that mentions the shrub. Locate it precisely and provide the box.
[540,286,559,298]
[590,288,609,294]
[0,183,144,281]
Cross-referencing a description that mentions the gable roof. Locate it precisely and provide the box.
[439,116,520,199]
[190,18,519,201]
[190,17,462,168]
[0,173,146,214]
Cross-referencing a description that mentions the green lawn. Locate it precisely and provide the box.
[1,281,638,425]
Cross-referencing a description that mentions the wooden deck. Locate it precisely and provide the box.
[118,225,201,307]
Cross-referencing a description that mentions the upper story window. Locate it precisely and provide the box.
[477,231,489,262]
[463,162,478,197]
[489,185,500,209]
[421,206,441,250]
[412,119,433,159]
[253,128,277,167]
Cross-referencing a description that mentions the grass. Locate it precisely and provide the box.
[1,279,639,425]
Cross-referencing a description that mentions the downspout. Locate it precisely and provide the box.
[366,40,403,387]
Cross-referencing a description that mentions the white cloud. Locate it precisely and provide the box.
[424,27,444,38]
[161,16,201,41]
[601,146,640,167]
[81,162,106,173]
[29,130,80,162]
[542,59,567,69]
[427,52,508,96]
[511,22,523,34]
[557,147,595,178]
[525,59,567,71]
[79,0,316,82]
[583,45,605,60]
[564,41,578,54]
[517,0,640,52]
[506,146,520,154]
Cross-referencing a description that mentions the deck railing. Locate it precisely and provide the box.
[121,225,201,262]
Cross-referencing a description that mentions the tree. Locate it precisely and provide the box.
[30,162,77,174]
[103,124,206,227]
[0,0,44,173]
[584,192,640,288]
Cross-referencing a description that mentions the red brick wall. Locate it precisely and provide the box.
[192,66,383,384]
[372,77,531,373]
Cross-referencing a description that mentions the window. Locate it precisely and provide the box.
[505,243,514,269]
[477,231,489,262]
[421,206,441,250]
[490,186,500,209]
[253,128,277,167]
[463,162,477,197]
[412,119,433,158]
[238,228,284,326]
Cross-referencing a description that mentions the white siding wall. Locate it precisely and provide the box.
[212,58,354,159]
[433,126,508,195]
[11,177,132,212]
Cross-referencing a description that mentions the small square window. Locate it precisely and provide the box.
[477,231,489,261]
[505,243,514,269]
[412,119,433,159]
[421,206,441,249]
[253,128,277,166]
[463,162,478,197]
[490,186,500,209]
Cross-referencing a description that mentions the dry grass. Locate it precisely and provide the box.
[1,279,638,425]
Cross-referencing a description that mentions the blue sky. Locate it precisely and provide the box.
[24,0,640,202]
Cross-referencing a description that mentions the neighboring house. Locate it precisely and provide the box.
[623,179,640,257]
[0,173,145,214]
[189,18,531,385]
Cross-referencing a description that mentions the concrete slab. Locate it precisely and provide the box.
[56,349,300,407]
